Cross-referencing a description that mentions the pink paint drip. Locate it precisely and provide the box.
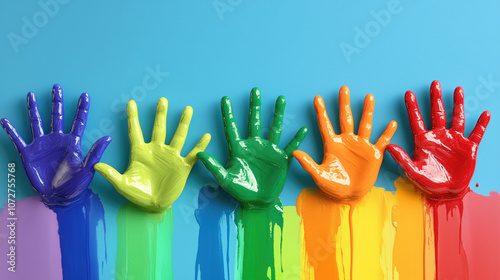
[428,190,500,279]
[0,196,62,280]
[462,191,500,279]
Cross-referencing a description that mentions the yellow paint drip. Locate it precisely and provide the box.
[351,187,396,280]
[391,177,427,280]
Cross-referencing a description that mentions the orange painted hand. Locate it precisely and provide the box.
[293,86,397,202]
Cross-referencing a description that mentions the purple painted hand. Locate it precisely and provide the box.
[1,84,111,206]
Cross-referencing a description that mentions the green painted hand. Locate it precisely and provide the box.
[95,98,210,212]
[197,88,308,209]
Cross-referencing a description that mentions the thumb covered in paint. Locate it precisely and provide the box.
[292,150,321,177]
[94,163,124,189]
[197,152,228,186]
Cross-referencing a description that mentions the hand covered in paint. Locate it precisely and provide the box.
[197,88,308,209]
[95,98,210,212]
[1,84,111,206]
[293,86,397,202]
[387,81,491,200]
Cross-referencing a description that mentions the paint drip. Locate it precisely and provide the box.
[297,188,351,280]
[115,203,173,280]
[391,177,426,280]
[462,191,500,278]
[297,177,429,280]
[49,189,107,280]
[195,185,238,280]
[351,188,396,279]
[235,200,284,280]
[426,190,500,280]
[0,196,62,280]
[427,198,469,279]
[281,206,302,279]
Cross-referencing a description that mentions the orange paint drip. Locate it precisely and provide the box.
[297,188,351,280]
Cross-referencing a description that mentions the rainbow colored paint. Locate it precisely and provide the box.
[0,81,496,280]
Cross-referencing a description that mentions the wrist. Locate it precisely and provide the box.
[411,180,471,202]
[43,188,90,208]
[239,198,283,212]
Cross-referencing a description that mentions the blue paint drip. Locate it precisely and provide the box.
[49,189,106,280]
[195,185,238,280]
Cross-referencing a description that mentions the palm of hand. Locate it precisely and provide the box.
[293,88,397,203]
[95,98,211,212]
[409,129,478,198]
[1,85,111,206]
[223,137,291,207]
[318,133,382,199]
[197,89,308,209]
[119,143,192,208]
[22,134,89,200]
[387,81,490,200]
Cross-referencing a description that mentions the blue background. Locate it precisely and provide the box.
[1,0,499,279]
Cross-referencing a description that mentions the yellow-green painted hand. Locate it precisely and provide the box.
[95,98,211,212]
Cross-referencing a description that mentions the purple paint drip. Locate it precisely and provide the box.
[0,196,62,280]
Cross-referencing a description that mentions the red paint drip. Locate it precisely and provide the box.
[475,183,479,188]
[428,199,469,280]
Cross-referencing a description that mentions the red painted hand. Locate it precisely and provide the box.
[387,81,491,200]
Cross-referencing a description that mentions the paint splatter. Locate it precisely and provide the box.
[0,196,62,280]
[195,186,238,280]
[115,203,173,280]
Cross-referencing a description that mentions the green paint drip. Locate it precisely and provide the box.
[115,203,173,280]
[235,200,284,280]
